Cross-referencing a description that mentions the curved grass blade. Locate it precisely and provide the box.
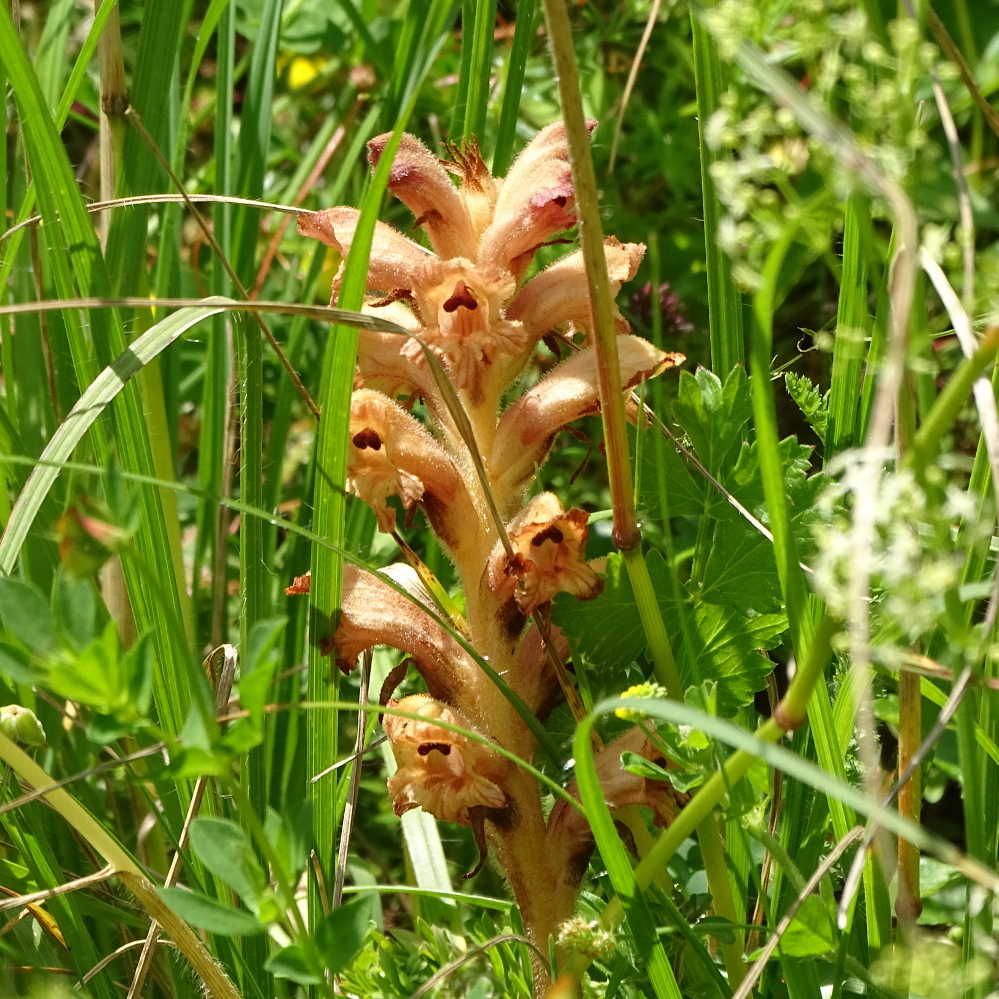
[0,302,228,573]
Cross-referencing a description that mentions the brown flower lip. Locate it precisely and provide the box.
[485,492,603,616]
[383,694,511,826]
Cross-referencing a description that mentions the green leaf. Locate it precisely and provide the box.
[0,577,54,653]
[239,618,285,725]
[266,800,314,883]
[52,574,98,652]
[682,603,784,715]
[701,518,781,615]
[265,945,323,985]
[0,642,34,685]
[156,887,267,937]
[48,620,124,711]
[672,366,752,474]
[778,895,836,958]
[316,895,374,975]
[620,751,672,782]
[188,818,267,911]
[555,550,780,713]
[123,632,155,719]
[636,425,712,518]
[785,371,828,445]
[692,916,738,945]
[552,552,650,675]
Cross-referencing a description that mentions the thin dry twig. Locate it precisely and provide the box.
[0,743,166,818]
[608,0,662,174]
[332,650,371,911]
[408,933,547,999]
[0,194,300,244]
[0,864,115,913]
[77,938,177,988]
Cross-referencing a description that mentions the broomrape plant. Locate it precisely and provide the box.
[296,122,684,972]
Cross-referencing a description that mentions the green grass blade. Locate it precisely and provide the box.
[0,7,195,739]
[233,0,283,279]
[0,303,227,575]
[691,11,744,375]
[572,717,684,999]
[492,0,538,175]
[825,193,870,458]
[462,0,498,144]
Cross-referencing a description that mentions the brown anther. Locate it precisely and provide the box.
[442,280,478,313]
[351,428,382,450]
[417,742,452,756]
[412,208,443,232]
[531,526,565,547]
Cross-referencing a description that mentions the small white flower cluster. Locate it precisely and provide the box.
[811,451,994,650]
[699,0,953,290]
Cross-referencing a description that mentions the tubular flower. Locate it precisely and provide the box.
[490,335,684,511]
[547,728,686,854]
[507,237,645,342]
[333,564,474,705]
[384,694,511,825]
[485,493,602,616]
[347,389,465,533]
[297,121,639,401]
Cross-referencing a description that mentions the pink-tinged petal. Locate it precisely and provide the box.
[368,133,477,260]
[509,621,568,720]
[403,258,527,395]
[333,564,474,703]
[508,238,646,340]
[502,120,590,193]
[547,728,686,856]
[297,207,433,296]
[384,694,511,825]
[356,302,437,399]
[478,120,595,274]
[490,336,684,510]
[485,493,602,616]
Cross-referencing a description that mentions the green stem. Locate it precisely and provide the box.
[909,326,999,478]
[541,0,640,551]
[622,546,682,696]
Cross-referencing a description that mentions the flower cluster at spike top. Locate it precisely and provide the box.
[296,122,685,982]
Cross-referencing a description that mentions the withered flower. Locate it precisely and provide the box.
[347,389,461,533]
[384,694,511,825]
[486,493,602,616]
